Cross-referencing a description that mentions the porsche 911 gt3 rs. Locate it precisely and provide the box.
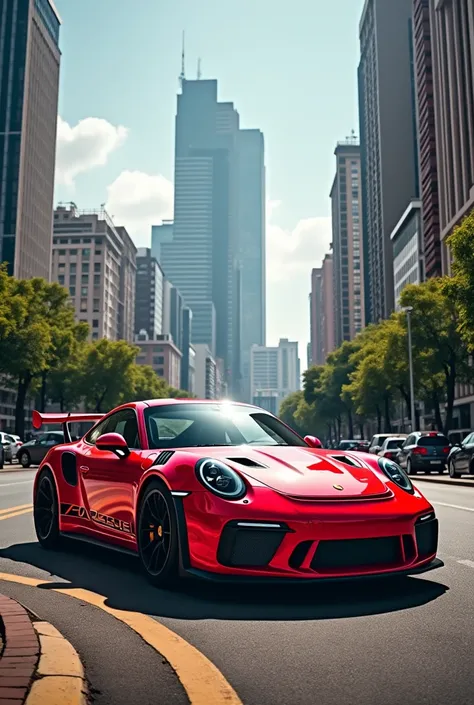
[32,400,443,586]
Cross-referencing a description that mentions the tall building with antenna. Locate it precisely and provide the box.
[154,46,266,400]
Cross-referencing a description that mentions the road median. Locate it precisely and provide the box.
[413,475,474,488]
[0,593,88,705]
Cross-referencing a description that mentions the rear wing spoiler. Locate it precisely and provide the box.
[32,411,103,443]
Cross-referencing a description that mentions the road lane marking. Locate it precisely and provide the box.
[0,503,32,515]
[0,480,34,487]
[0,572,243,705]
[458,559,474,569]
[0,507,33,521]
[431,501,474,513]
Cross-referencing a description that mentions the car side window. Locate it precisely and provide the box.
[108,410,140,449]
[85,417,111,445]
[464,433,474,445]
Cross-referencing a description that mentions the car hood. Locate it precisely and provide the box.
[213,446,391,500]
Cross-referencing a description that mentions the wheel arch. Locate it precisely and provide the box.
[33,463,61,504]
[135,471,173,516]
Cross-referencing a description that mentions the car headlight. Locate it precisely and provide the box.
[378,457,414,494]
[195,458,246,500]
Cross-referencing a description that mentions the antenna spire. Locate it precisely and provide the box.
[197,57,202,80]
[179,31,186,89]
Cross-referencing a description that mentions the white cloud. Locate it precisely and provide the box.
[55,116,128,186]
[266,199,331,365]
[105,170,174,245]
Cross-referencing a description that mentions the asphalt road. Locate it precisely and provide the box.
[0,469,473,705]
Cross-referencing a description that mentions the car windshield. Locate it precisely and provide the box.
[386,439,404,449]
[144,403,308,449]
[418,435,449,447]
[339,441,358,449]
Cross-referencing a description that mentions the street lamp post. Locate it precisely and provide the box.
[402,306,416,432]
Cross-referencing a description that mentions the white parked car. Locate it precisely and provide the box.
[8,434,23,459]
[0,432,16,463]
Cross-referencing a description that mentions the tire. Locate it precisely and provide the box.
[19,452,31,468]
[137,480,179,587]
[449,460,461,479]
[407,459,417,475]
[0,450,3,470]
[33,470,62,550]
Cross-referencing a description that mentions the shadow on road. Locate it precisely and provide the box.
[0,540,448,621]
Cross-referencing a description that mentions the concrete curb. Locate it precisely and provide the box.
[413,476,474,488]
[26,622,88,705]
[0,594,88,705]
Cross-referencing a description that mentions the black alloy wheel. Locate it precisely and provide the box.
[34,471,61,549]
[19,452,31,468]
[137,481,179,587]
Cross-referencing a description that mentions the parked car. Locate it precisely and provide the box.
[396,431,450,475]
[8,434,23,459]
[337,440,368,452]
[0,432,16,464]
[17,431,64,468]
[447,431,474,478]
[368,433,407,454]
[377,437,406,460]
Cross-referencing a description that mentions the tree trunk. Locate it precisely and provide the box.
[40,371,48,413]
[431,391,443,432]
[376,405,382,433]
[359,423,364,439]
[347,407,354,438]
[336,417,341,442]
[15,374,31,438]
[444,362,456,435]
[383,393,392,432]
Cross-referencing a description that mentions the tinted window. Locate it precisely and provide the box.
[144,404,308,449]
[387,439,404,449]
[418,435,449,447]
[86,409,140,448]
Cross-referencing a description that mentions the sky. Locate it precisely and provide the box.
[53,0,363,368]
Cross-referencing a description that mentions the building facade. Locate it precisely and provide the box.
[236,128,266,402]
[390,200,424,309]
[136,333,182,390]
[321,254,335,359]
[135,248,164,340]
[331,140,365,345]
[310,268,324,366]
[358,0,419,322]
[0,0,61,280]
[250,339,300,415]
[52,206,136,341]
[413,0,442,279]
[193,344,218,399]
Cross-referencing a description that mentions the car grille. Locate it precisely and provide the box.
[217,521,288,568]
[310,536,402,572]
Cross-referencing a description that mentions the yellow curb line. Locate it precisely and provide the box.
[0,507,33,521]
[0,572,243,705]
[0,504,32,515]
[26,621,88,705]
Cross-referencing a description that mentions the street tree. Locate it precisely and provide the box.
[444,209,474,348]
[81,339,140,412]
[128,364,170,401]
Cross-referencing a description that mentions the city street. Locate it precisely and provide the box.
[0,469,473,704]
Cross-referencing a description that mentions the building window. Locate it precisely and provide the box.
[81,287,88,296]
[94,275,101,286]
[82,263,89,272]
[94,263,101,272]
[92,320,99,328]
[93,299,100,312]
[58,275,65,285]
[69,286,75,296]
[83,249,91,258]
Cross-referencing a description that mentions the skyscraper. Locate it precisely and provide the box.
[310,267,324,366]
[331,138,365,345]
[236,128,266,401]
[134,248,164,340]
[358,0,418,322]
[0,0,61,280]
[158,76,265,398]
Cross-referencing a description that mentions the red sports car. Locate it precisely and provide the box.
[32,399,442,587]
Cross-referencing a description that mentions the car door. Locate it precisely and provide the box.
[397,435,414,469]
[454,433,474,474]
[80,408,143,542]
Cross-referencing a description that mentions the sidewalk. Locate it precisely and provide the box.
[0,594,88,704]
[413,474,474,488]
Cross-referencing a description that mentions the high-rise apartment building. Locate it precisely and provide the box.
[331,139,365,345]
[429,0,474,275]
[413,0,441,279]
[390,200,424,309]
[135,333,182,390]
[250,339,300,415]
[309,254,335,368]
[52,206,136,341]
[358,0,419,322]
[135,248,164,339]
[310,268,324,366]
[236,128,266,401]
[0,0,61,280]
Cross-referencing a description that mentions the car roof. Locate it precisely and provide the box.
[141,398,260,410]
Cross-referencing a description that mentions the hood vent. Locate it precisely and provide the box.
[329,455,363,468]
[227,457,267,468]
[154,450,175,465]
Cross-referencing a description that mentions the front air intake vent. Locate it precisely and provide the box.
[154,451,175,465]
[227,457,267,468]
[329,455,362,468]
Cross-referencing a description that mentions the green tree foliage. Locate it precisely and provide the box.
[81,339,141,412]
[444,210,474,348]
